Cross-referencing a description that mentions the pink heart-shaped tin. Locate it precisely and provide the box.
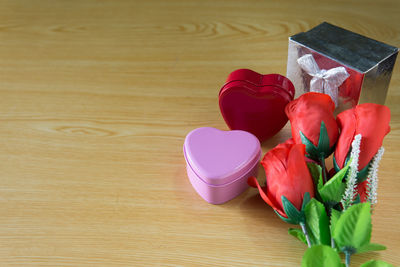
[183,127,261,204]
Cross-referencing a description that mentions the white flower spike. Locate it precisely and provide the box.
[341,134,362,210]
[366,147,385,208]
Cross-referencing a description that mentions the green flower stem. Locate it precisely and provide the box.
[319,156,327,184]
[345,251,351,267]
[343,248,355,267]
[325,205,335,249]
[300,222,311,248]
[331,235,335,249]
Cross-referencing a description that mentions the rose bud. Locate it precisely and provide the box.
[248,140,314,223]
[334,103,390,185]
[285,92,339,161]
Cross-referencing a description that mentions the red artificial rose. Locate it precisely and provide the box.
[334,103,390,201]
[285,92,339,159]
[248,140,314,218]
[334,103,391,169]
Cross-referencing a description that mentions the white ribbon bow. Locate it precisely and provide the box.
[297,54,350,107]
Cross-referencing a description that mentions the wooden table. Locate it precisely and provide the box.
[1,0,399,266]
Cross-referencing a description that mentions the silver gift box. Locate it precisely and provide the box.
[286,22,398,112]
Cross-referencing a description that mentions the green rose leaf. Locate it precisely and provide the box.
[288,228,307,245]
[306,162,323,201]
[301,245,344,267]
[357,243,386,254]
[332,202,372,251]
[317,172,323,191]
[318,161,349,203]
[307,162,322,184]
[330,208,342,237]
[304,198,330,246]
[360,260,394,267]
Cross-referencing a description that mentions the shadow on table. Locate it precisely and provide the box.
[238,191,284,228]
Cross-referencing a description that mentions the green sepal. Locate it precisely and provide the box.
[304,198,331,246]
[332,202,343,212]
[333,154,341,173]
[278,193,312,225]
[343,151,351,168]
[357,162,372,183]
[275,210,297,224]
[332,202,372,251]
[360,259,394,267]
[300,121,334,161]
[344,151,372,182]
[317,121,331,157]
[357,243,386,254]
[301,192,311,211]
[301,245,344,267]
[353,194,361,204]
[281,195,304,224]
[288,228,307,245]
[300,130,319,160]
[333,151,372,183]
[318,160,349,203]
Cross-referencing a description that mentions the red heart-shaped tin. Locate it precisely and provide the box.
[219,69,295,142]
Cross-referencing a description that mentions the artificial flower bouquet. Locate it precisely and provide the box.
[248,92,392,267]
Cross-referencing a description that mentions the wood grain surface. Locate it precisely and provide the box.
[0,0,399,266]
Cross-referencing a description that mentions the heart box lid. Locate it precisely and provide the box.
[183,127,261,186]
[220,69,295,102]
[219,69,295,141]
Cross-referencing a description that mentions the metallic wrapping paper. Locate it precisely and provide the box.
[286,22,398,113]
